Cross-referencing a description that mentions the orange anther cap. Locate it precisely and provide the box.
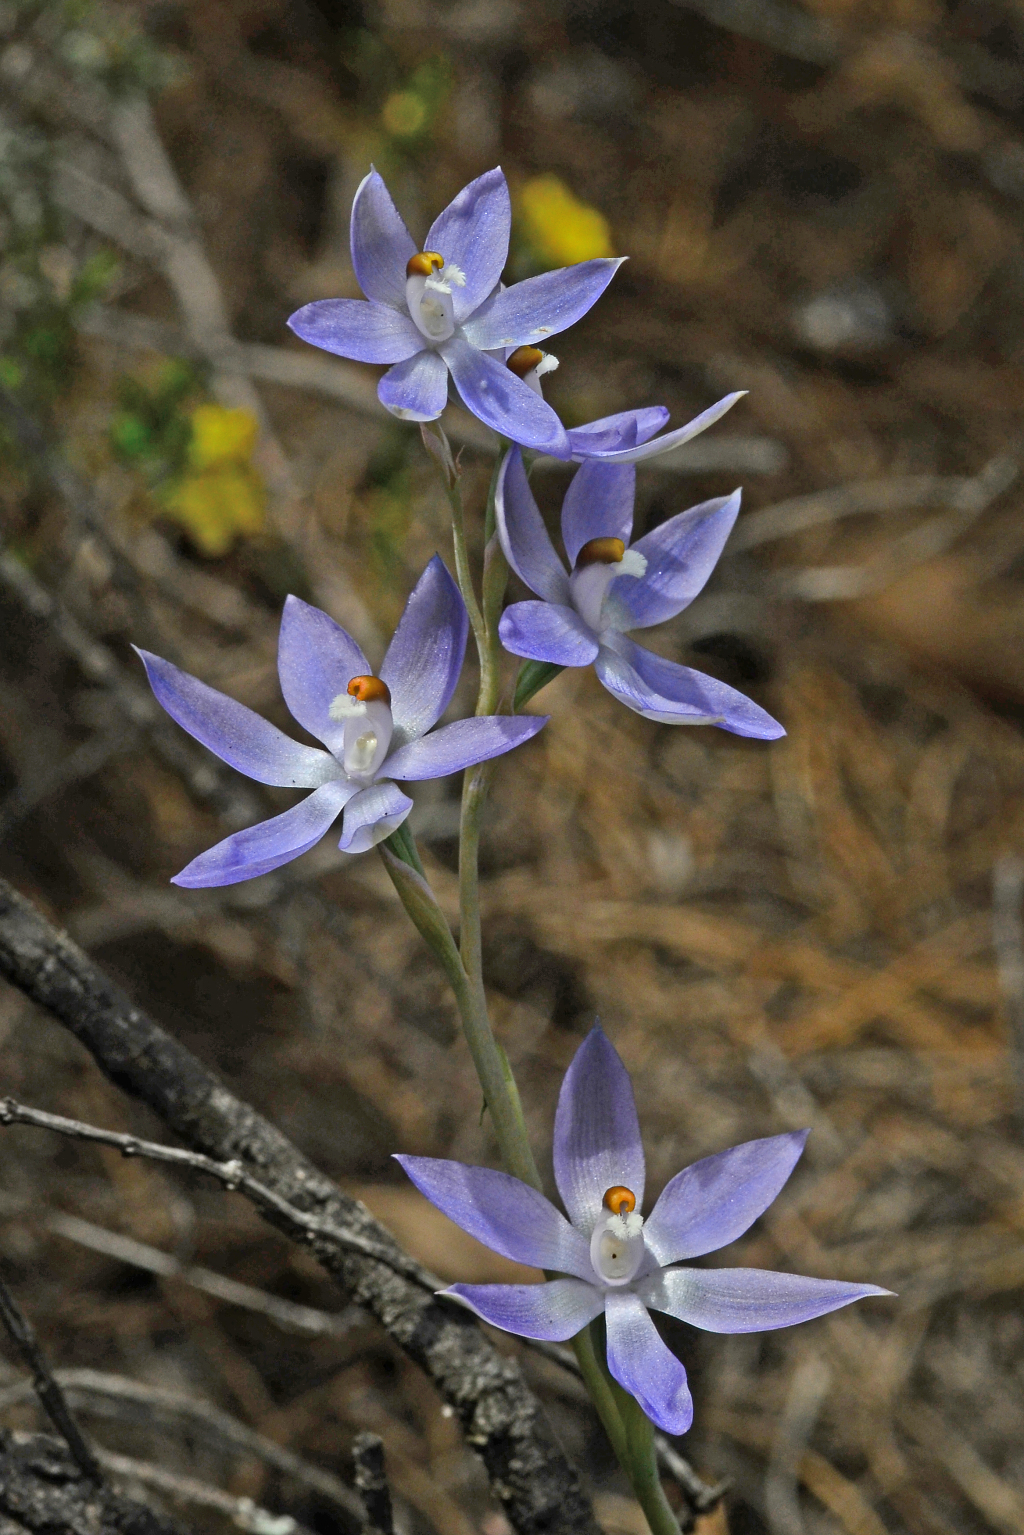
[602,1185,636,1216]
[576,537,626,569]
[406,251,445,278]
[347,675,392,705]
[506,345,545,379]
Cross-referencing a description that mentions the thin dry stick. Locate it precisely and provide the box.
[0,1368,362,1523]
[351,1433,395,1535]
[96,1447,302,1535]
[731,456,1017,601]
[731,457,1017,552]
[0,1098,438,1292]
[44,1209,363,1341]
[0,1271,102,1484]
[992,853,1024,1130]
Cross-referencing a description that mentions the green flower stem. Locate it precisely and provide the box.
[459,757,494,998]
[378,839,539,1190]
[415,428,543,1187]
[572,1322,628,1466]
[613,1379,683,1535]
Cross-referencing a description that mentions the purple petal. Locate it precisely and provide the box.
[444,1279,604,1340]
[395,1156,593,1277]
[441,338,571,456]
[384,714,547,780]
[595,636,785,740]
[644,1133,809,1266]
[616,490,741,629]
[378,349,448,422]
[604,1290,693,1436]
[425,168,511,321]
[171,780,355,888]
[553,1026,645,1234]
[350,168,416,309]
[286,299,422,364]
[584,392,746,465]
[135,649,338,789]
[495,447,569,603]
[499,601,598,665]
[462,260,625,351]
[380,556,467,742]
[567,407,670,460]
[338,780,413,854]
[637,1267,893,1334]
[277,596,370,757]
[561,462,636,566]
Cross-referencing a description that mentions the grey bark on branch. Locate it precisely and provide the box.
[0,877,599,1535]
[0,1429,190,1535]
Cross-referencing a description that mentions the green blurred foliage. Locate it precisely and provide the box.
[109,360,202,488]
[10,0,181,96]
[344,31,453,168]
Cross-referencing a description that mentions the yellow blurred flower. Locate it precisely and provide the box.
[382,90,427,138]
[188,404,259,471]
[163,405,265,557]
[165,464,265,558]
[518,175,614,267]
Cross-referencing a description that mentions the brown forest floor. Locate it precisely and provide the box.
[4,3,1024,1535]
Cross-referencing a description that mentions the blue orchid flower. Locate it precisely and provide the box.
[136,558,546,884]
[287,167,622,457]
[495,449,785,737]
[399,1026,890,1436]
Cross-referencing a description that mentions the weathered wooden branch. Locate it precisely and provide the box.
[0,1430,188,1535]
[0,876,598,1535]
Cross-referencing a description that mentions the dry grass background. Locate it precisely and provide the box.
[3,2,1024,1535]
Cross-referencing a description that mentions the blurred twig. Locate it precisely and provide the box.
[0,1368,362,1524]
[730,456,1018,601]
[97,1447,302,1535]
[0,1097,439,1291]
[0,721,134,840]
[0,1190,363,1340]
[0,1271,102,1484]
[732,459,1018,554]
[0,543,260,828]
[351,1433,394,1535]
[764,1357,831,1535]
[669,0,842,65]
[992,853,1024,1130]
